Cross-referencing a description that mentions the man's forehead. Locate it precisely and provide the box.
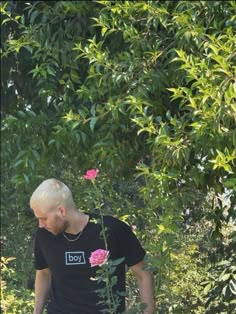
[31,206,47,217]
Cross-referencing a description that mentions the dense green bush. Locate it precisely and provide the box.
[1,1,235,312]
[1,257,34,313]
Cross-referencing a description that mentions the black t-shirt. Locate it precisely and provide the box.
[34,215,145,314]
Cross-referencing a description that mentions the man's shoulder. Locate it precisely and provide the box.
[89,213,124,230]
[103,214,120,223]
[91,213,121,222]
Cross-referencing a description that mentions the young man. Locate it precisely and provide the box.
[30,179,154,314]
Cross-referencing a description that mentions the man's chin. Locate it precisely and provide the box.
[46,229,59,236]
[52,230,64,236]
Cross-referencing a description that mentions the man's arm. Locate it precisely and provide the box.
[33,268,51,314]
[130,261,155,314]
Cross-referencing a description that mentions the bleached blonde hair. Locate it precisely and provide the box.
[30,178,76,212]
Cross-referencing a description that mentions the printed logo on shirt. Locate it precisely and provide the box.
[65,251,86,265]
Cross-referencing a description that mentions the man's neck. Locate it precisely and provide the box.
[65,211,89,234]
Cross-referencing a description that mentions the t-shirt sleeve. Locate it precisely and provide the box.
[34,231,49,270]
[115,219,146,267]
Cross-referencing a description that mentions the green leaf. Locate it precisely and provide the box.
[15,150,27,160]
[78,109,87,119]
[1,18,11,26]
[48,139,56,146]
[109,275,117,286]
[14,159,24,168]
[32,150,40,161]
[219,273,231,282]
[229,280,236,295]
[17,110,26,118]
[111,257,125,266]
[47,67,56,76]
[80,131,86,143]
[70,69,80,82]
[89,117,97,132]
[30,10,38,24]
[72,121,80,130]
[23,174,29,184]
[217,260,231,266]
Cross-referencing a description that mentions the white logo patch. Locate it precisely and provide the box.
[65,251,86,265]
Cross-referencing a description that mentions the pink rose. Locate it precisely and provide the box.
[83,169,99,180]
[89,249,109,267]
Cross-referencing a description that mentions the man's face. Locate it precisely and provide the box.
[33,205,67,235]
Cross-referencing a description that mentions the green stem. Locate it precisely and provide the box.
[100,213,117,312]
[105,267,116,313]
[92,182,117,312]
[99,207,108,250]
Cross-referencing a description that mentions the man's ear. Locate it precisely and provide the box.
[58,205,67,217]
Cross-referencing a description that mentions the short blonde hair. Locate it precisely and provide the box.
[30,179,76,211]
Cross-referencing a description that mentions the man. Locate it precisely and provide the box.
[30,178,154,314]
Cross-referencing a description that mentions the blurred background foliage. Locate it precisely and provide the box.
[1,0,236,313]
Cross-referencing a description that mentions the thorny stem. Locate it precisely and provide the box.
[92,181,117,313]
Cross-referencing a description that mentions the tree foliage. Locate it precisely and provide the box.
[1,1,236,312]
